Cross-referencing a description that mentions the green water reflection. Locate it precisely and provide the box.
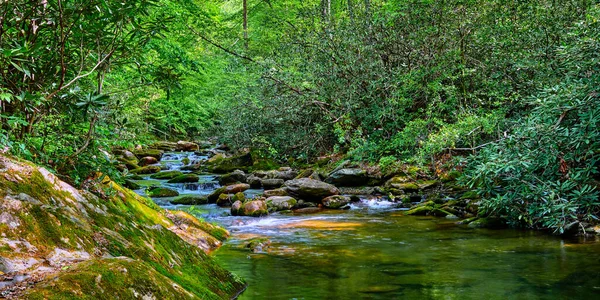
[213,209,600,299]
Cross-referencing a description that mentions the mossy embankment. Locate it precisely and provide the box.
[0,155,245,299]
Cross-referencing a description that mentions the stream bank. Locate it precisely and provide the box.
[122,142,600,299]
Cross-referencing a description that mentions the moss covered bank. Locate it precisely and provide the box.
[0,155,245,299]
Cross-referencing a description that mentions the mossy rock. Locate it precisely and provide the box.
[167,174,200,183]
[266,196,297,212]
[150,170,184,180]
[207,183,250,202]
[244,238,271,253]
[147,187,179,198]
[124,180,141,190]
[130,165,162,175]
[216,194,234,207]
[322,195,351,209]
[170,195,209,205]
[126,174,144,180]
[405,205,434,216]
[263,188,288,197]
[133,149,164,160]
[206,152,253,174]
[117,158,140,170]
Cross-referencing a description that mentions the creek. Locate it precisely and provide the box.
[131,151,600,299]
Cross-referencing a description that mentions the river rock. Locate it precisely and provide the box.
[244,238,271,253]
[133,149,164,160]
[147,187,179,198]
[218,170,247,185]
[263,189,288,197]
[176,141,199,152]
[206,152,253,173]
[150,170,184,180]
[266,196,297,212]
[322,195,351,209]
[231,201,243,216]
[138,156,158,166]
[325,168,369,186]
[242,200,268,217]
[254,169,298,181]
[124,180,141,190]
[150,141,177,151]
[247,175,262,188]
[217,194,234,207]
[208,183,251,202]
[261,178,284,189]
[283,178,339,202]
[131,165,162,175]
[170,195,209,205]
[167,174,200,183]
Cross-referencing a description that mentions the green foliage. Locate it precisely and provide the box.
[463,7,600,234]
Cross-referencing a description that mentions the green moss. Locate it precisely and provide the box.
[167,174,200,183]
[170,195,209,205]
[150,170,183,180]
[130,166,162,175]
[405,205,434,216]
[133,149,164,160]
[146,187,179,198]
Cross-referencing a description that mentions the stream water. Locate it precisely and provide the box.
[132,152,600,299]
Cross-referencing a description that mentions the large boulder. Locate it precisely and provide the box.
[266,196,297,212]
[218,170,247,185]
[322,195,351,209]
[208,183,251,202]
[283,178,339,202]
[246,175,262,188]
[176,141,199,152]
[325,168,369,187]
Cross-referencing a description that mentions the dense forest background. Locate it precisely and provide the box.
[0,0,598,233]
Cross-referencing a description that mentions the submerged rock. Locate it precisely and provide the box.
[283,178,339,202]
[244,238,271,253]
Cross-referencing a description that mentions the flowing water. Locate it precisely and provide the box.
[133,152,600,300]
